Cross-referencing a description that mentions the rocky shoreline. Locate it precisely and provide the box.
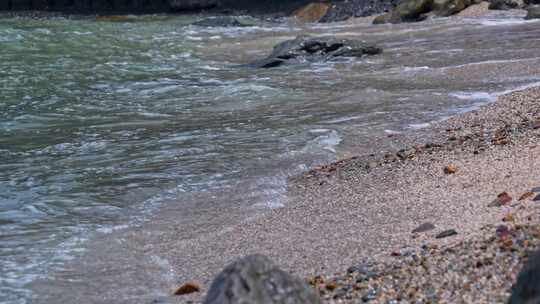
[289,87,540,303]
[172,85,540,303]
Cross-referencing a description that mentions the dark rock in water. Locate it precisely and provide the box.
[412,222,436,233]
[525,5,540,19]
[533,193,540,201]
[319,0,399,22]
[248,35,382,68]
[169,0,217,12]
[191,16,251,27]
[488,0,523,10]
[508,250,540,304]
[435,229,458,239]
[203,254,322,304]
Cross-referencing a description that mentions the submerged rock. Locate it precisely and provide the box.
[248,35,382,68]
[191,16,252,27]
[203,254,322,304]
[509,250,540,304]
[525,5,540,19]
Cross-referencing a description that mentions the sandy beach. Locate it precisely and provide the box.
[167,84,540,303]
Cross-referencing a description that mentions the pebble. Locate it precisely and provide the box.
[443,164,458,174]
[489,192,513,207]
[412,222,436,233]
[173,282,201,295]
[519,192,535,201]
[436,229,458,239]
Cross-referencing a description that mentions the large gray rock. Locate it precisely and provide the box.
[525,5,540,18]
[203,255,322,304]
[169,0,217,11]
[508,250,540,304]
[248,35,382,68]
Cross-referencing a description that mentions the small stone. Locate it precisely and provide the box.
[489,192,512,207]
[325,281,338,291]
[519,192,535,201]
[435,229,458,239]
[534,194,540,202]
[503,213,515,222]
[412,222,436,233]
[496,225,511,239]
[333,288,348,299]
[443,164,458,174]
[347,264,369,274]
[174,282,201,295]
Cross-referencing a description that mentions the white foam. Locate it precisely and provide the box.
[308,130,342,153]
[96,224,129,234]
[409,122,431,129]
[384,129,402,135]
[477,18,539,26]
[324,115,364,124]
[444,57,540,69]
[403,66,430,72]
[450,81,540,103]
[449,91,496,101]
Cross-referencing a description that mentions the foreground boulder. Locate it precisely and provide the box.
[191,16,252,27]
[248,35,382,68]
[508,250,540,304]
[525,5,540,18]
[203,255,322,304]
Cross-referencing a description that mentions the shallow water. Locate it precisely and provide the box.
[1,11,540,303]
